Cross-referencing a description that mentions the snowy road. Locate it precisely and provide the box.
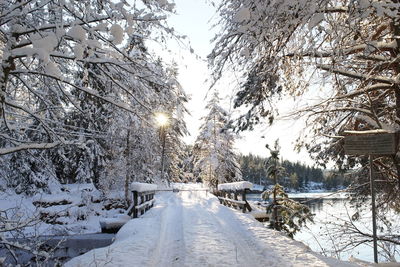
[66,185,362,267]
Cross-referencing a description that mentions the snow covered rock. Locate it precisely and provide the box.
[218,181,253,191]
[32,194,75,207]
[130,182,157,192]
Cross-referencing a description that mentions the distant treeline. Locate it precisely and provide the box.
[239,154,350,191]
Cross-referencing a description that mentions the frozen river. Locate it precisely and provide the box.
[247,192,400,263]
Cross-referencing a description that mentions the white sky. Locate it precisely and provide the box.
[161,0,313,165]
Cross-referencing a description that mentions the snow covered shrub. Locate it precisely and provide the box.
[262,184,313,238]
[262,141,313,237]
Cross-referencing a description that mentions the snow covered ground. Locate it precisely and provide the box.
[66,184,365,267]
[0,184,125,237]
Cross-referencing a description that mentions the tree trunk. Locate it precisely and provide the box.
[0,43,15,121]
[124,129,131,207]
[160,126,167,184]
[273,171,279,230]
[391,17,400,188]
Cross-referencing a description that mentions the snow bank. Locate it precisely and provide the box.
[171,182,207,190]
[130,182,157,192]
[0,183,121,236]
[99,214,131,231]
[218,181,253,191]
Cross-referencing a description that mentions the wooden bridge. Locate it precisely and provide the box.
[66,183,357,267]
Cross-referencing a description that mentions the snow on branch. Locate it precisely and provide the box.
[218,181,253,191]
[335,83,394,99]
[0,141,82,155]
[317,64,397,84]
[287,41,397,58]
[0,142,62,155]
[9,70,138,114]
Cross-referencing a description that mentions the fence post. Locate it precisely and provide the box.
[133,191,138,218]
[243,189,252,212]
[241,190,246,213]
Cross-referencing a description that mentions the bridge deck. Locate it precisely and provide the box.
[66,185,359,267]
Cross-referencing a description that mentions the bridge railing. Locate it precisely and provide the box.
[214,182,253,213]
[127,182,158,218]
[100,182,157,233]
[127,189,156,218]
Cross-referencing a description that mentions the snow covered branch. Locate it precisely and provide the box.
[0,142,77,155]
[316,65,397,85]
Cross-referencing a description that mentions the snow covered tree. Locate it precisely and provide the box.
[99,53,188,202]
[210,0,400,252]
[0,0,175,143]
[0,1,189,193]
[162,66,190,183]
[193,92,241,188]
[209,0,400,206]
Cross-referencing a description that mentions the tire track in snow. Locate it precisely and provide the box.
[209,200,287,266]
[180,190,269,266]
[180,191,336,267]
[149,193,185,267]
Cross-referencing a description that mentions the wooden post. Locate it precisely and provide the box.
[241,190,246,213]
[343,131,398,263]
[243,189,252,212]
[370,155,378,263]
[133,191,138,218]
[223,191,226,206]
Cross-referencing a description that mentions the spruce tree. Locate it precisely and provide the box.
[262,140,314,237]
[193,92,241,188]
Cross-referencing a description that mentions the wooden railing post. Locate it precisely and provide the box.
[239,190,244,213]
[214,182,255,216]
[133,191,138,218]
[243,188,252,212]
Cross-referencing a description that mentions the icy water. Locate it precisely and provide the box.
[247,192,400,263]
[0,233,115,265]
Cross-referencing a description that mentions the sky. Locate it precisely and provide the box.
[161,0,313,165]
